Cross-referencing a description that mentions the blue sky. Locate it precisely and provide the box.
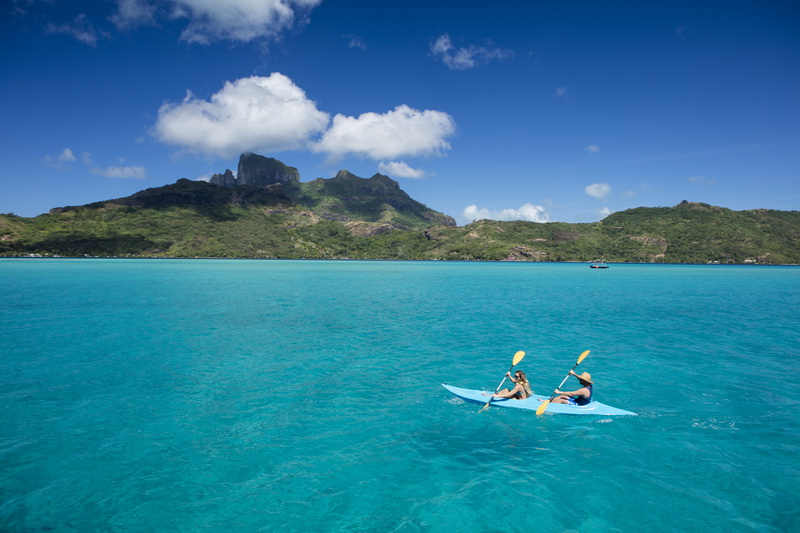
[2,0,798,224]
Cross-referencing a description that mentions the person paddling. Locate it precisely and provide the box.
[551,370,593,405]
[482,370,533,400]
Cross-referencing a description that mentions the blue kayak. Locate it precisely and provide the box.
[442,384,636,416]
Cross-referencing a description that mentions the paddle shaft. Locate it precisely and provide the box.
[548,363,580,401]
[478,365,516,412]
[478,351,526,412]
[536,350,590,416]
[492,366,516,395]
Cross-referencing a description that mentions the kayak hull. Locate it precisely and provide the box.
[442,384,636,416]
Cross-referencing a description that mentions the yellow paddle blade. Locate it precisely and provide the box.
[536,400,550,416]
[577,349,590,365]
[512,351,525,366]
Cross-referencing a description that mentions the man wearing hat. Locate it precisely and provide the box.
[552,370,594,406]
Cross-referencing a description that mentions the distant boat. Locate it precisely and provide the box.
[590,259,609,269]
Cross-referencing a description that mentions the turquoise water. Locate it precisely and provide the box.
[1,259,798,532]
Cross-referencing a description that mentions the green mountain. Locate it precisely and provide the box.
[0,154,455,259]
[2,155,799,263]
[207,152,455,229]
[417,202,800,264]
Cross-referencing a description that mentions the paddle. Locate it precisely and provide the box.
[478,350,526,413]
[536,349,590,416]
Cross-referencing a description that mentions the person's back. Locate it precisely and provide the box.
[517,379,532,399]
[514,370,533,399]
[574,384,592,405]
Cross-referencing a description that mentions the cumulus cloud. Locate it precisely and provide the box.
[153,74,456,161]
[431,33,513,70]
[91,165,147,179]
[378,161,425,179]
[154,73,330,158]
[586,144,600,153]
[111,0,322,43]
[597,206,613,219]
[41,148,78,169]
[462,203,551,224]
[585,183,611,199]
[57,148,77,163]
[313,104,456,160]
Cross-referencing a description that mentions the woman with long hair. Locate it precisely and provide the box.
[483,370,533,400]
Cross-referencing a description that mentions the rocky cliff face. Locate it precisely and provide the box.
[210,153,300,188]
[210,169,237,187]
[202,152,455,228]
[238,152,300,186]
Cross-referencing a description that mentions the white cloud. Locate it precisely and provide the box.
[41,148,146,179]
[554,86,568,98]
[153,74,456,161]
[154,73,330,158]
[462,203,551,224]
[110,0,322,43]
[586,144,600,153]
[314,104,456,160]
[378,161,425,179]
[58,148,77,163]
[46,14,106,46]
[431,33,513,70]
[111,0,157,29]
[585,183,611,199]
[597,206,613,219]
[91,165,147,179]
[346,34,367,50]
[41,148,77,169]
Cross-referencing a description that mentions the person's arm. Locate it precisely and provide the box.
[494,383,522,398]
[506,372,518,384]
[554,386,589,398]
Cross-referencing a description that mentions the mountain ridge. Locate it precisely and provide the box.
[2,155,798,263]
[47,153,457,229]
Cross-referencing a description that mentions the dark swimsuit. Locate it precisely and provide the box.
[568,385,592,405]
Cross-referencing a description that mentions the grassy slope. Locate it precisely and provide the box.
[2,197,799,264]
[296,172,455,229]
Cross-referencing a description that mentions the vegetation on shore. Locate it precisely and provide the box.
[2,174,798,264]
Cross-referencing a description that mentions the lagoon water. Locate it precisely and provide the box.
[1,259,798,532]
